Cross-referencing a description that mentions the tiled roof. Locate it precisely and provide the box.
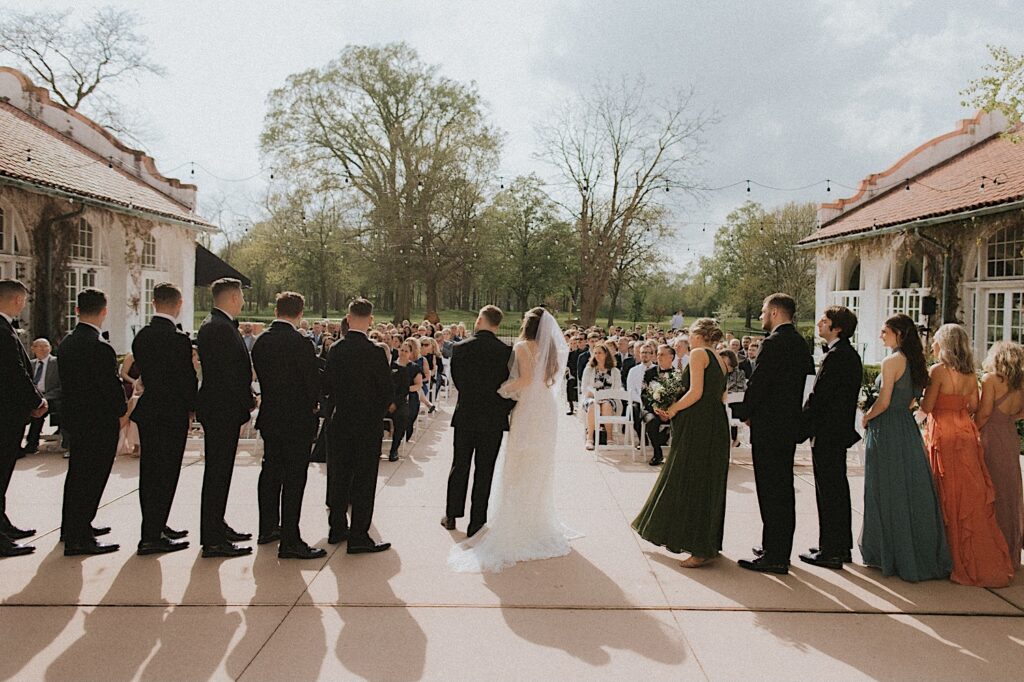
[0,100,215,228]
[801,130,1024,245]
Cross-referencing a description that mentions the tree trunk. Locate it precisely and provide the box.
[425,272,439,316]
[744,304,752,329]
[607,280,622,328]
[393,276,412,324]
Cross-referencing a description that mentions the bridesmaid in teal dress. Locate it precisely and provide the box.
[859,314,951,582]
[632,318,731,568]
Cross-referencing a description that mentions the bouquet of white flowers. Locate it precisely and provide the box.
[642,371,687,411]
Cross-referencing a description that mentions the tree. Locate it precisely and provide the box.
[260,42,501,322]
[605,206,669,326]
[962,44,1024,141]
[0,6,164,141]
[537,77,713,326]
[482,175,573,311]
[704,201,818,325]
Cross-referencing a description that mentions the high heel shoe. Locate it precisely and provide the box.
[679,555,711,568]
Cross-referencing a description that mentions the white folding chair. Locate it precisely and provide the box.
[442,362,453,403]
[726,390,746,463]
[592,388,635,453]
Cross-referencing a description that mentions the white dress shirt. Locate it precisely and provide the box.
[33,354,51,392]
[626,361,654,403]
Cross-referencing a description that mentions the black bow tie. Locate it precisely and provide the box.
[821,343,829,354]
[175,323,183,331]
[10,319,19,329]
[101,330,110,341]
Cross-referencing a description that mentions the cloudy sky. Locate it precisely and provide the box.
[7,0,1024,262]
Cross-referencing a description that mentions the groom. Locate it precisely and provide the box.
[442,305,514,537]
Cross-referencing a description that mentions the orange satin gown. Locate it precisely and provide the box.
[926,392,1014,587]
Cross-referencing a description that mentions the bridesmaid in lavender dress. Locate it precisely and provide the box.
[977,341,1024,571]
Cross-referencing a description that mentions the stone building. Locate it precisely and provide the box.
[0,67,216,352]
[800,110,1024,364]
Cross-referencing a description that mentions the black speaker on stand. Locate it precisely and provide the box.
[921,296,937,316]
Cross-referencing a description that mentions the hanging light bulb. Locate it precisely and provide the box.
[417,178,424,190]
[25,149,31,163]
[825,179,831,192]
[107,156,113,169]
[746,180,751,193]
[905,179,910,191]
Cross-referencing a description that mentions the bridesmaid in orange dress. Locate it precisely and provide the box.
[920,324,1012,587]
[976,341,1024,570]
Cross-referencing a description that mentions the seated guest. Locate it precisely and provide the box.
[241,323,256,353]
[739,338,760,378]
[721,349,746,447]
[581,343,621,451]
[638,344,676,465]
[627,342,656,412]
[728,338,745,361]
[22,338,63,456]
[620,340,639,387]
[674,336,690,371]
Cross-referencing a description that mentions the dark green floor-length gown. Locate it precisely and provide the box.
[632,348,730,557]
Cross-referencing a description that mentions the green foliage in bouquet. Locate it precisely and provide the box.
[642,371,688,411]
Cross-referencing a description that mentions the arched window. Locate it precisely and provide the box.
[987,223,1024,279]
[847,262,861,290]
[900,258,923,288]
[142,234,157,268]
[70,218,94,262]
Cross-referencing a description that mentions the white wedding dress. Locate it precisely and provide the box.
[448,312,581,573]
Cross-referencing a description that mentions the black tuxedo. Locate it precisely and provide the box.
[57,323,127,545]
[131,316,197,543]
[566,348,581,405]
[732,323,814,564]
[325,329,391,542]
[739,358,753,379]
[620,355,637,388]
[637,365,673,461]
[576,349,591,383]
[0,315,43,536]
[800,337,863,556]
[252,321,321,546]
[447,330,513,530]
[196,308,255,546]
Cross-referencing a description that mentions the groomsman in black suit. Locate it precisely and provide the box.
[441,305,514,537]
[325,298,392,553]
[131,283,196,555]
[58,288,127,555]
[798,306,862,570]
[196,278,255,558]
[251,291,325,560]
[733,293,814,574]
[0,279,45,556]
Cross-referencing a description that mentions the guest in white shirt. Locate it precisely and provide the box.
[22,338,62,455]
[626,342,656,404]
[674,336,690,371]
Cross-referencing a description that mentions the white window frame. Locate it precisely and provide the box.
[70,218,94,262]
[986,224,1024,279]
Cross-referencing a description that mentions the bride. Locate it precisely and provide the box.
[448,307,580,573]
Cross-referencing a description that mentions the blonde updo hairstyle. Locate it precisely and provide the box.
[688,317,724,346]
[983,341,1024,391]
[933,323,975,375]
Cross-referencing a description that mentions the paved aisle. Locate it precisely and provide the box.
[2,403,1023,681]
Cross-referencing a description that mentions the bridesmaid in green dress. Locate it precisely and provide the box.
[859,314,951,582]
[632,318,731,568]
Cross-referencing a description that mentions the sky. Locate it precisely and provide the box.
[5,0,1024,264]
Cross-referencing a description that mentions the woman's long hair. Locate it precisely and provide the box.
[983,341,1024,391]
[520,306,561,387]
[933,323,975,375]
[884,314,928,390]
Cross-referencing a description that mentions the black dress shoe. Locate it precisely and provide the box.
[798,551,844,570]
[648,457,663,466]
[440,516,456,530]
[737,556,789,575]
[162,526,188,540]
[202,542,252,558]
[388,453,398,462]
[64,541,119,556]
[137,538,190,555]
[92,526,111,537]
[224,527,252,542]
[257,529,281,545]
[279,543,328,560]
[347,540,391,554]
[0,536,35,557]
[806,546,853,563]
[466,524,482,538]
[328,529,349,544]
[3,525,36,540]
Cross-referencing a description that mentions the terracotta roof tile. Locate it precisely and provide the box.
[801,132,1024,245]
[0,100,214,228]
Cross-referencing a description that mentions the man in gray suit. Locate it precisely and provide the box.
[21,338,63,456]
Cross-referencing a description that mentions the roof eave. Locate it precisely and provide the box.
[0,173,219,233]
[797,197,1024,250]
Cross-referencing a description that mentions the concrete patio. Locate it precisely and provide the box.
[2,404,1023,681]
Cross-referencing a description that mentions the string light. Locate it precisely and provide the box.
[25,149,31,163]
[745,180,751,193]
[825,179,831,193]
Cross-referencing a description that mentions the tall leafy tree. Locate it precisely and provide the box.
[260,42,501,321]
